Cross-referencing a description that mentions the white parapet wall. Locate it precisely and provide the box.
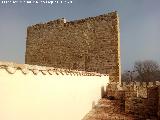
[0,62,109,120]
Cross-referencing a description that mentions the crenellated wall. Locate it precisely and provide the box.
[121,81,160,98]
[106,81,160,119]
[0,61,109,120]
[124,86,159,119]
[25,11,121,82]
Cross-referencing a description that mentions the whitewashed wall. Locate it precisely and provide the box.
[0,62,109,120]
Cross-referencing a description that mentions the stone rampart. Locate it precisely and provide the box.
[106,81,160,119]
[121,81,160,98]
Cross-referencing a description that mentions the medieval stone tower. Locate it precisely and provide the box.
[25,11,121,82]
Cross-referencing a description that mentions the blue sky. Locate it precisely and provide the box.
[0,0,160,71]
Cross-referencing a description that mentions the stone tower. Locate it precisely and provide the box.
[25,11,121,82]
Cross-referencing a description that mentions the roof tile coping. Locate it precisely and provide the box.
[0,61,109,76]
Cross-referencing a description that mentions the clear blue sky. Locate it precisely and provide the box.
[0,0,160,71]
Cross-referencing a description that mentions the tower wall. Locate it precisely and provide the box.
[25,11,121,82]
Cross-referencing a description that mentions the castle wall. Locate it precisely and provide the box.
[0,62,109,120]
[158,87,160,119]
[124,86,159,119]
[25,11,121,82]
[106,82,160,119]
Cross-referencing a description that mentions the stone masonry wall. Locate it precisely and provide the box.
[106,82,160,119]
[158,87,160,119]
[25,11,121,82]
[125,87,159,119]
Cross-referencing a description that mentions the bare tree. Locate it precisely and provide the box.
[122,70,136,83]
[122,70,130,83]
[134,60,160,82]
